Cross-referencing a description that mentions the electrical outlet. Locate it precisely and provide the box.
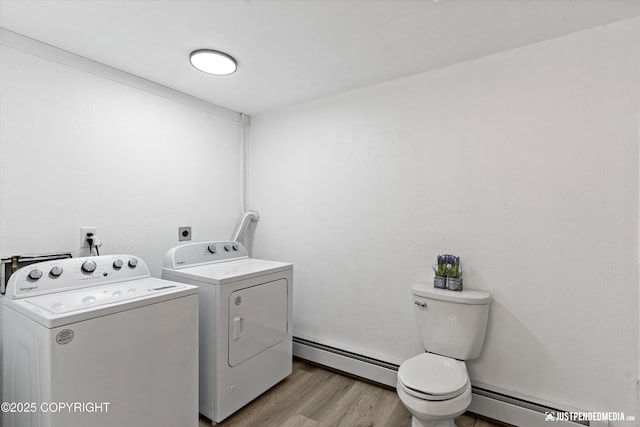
[179,226,192,241]
[80,227,97,248]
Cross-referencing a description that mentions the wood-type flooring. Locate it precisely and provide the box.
[199,359,511,427]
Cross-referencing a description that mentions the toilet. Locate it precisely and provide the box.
[397,283,491,427]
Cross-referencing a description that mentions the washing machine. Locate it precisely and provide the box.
[161,240,292,423]
[3,254,199,427]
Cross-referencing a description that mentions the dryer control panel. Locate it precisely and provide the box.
[163,241,249,269]
[5,255,150,299]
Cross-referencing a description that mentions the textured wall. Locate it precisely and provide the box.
[248,18,640,422]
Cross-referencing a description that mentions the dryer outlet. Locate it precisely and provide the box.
[179,226,192,241]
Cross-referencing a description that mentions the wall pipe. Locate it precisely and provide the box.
[232,113,259,244]
[241,112,249,212]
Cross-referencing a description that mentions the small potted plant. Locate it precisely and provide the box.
[432,255,449,289]
[446,256,463,291]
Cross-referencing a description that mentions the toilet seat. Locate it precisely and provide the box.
[398,376,469,401]
[397,353,469,401]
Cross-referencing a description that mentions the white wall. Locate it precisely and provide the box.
[248,17,640,423]
[0,45,242,273]
[0,44,243,403]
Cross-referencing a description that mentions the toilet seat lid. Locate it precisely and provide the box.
[398,353,468,397]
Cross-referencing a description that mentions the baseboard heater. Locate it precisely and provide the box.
[293,337,606,427]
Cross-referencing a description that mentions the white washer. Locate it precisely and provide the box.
[162,241,292,423]
[3,255,199,427]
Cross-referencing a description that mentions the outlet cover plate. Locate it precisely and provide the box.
[80,227,96,248]
[179,226,192,241]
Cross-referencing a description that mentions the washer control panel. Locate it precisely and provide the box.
[5,255,150,299]
[163,240,248,269]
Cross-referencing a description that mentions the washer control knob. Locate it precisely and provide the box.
[81,260,97,273]
[113,259,124,270]
[232,244,239,251]
[128,258,138,268]
[49,266,63,277]
[207,244,217,254]
[28,269,43,280]
[223,244,231,252]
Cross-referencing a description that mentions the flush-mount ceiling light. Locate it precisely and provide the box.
[189,49,237,76]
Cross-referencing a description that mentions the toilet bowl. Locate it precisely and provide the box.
[397,284,491,427]
[397,353,471,427]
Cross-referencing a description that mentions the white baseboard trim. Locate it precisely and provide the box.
[469,394,607,427]
[293,337,607,427]
[294,337,398,387]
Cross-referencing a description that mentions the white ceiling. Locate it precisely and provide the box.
[1,0,639,115]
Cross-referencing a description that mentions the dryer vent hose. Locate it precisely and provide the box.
[231,210,260,243]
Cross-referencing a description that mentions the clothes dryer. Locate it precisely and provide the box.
[162,241,292,423]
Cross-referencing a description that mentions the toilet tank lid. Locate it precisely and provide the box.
[411,283,491,305]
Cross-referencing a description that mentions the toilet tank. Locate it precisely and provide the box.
[411,283,491,360]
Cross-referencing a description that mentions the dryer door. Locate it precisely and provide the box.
[228,279,288,367]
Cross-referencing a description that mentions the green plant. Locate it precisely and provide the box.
[433,255,449,277]
[447,258,462,279]
[433,254,462,278]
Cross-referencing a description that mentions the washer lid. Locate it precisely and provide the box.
[398,353,468,397]
[4,278,198,328]
[162,258,292,285]
[411,283,491,305]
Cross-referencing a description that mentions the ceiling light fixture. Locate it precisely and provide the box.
[189,49,237,76]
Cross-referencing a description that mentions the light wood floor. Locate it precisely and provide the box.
[199,359,509,427]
